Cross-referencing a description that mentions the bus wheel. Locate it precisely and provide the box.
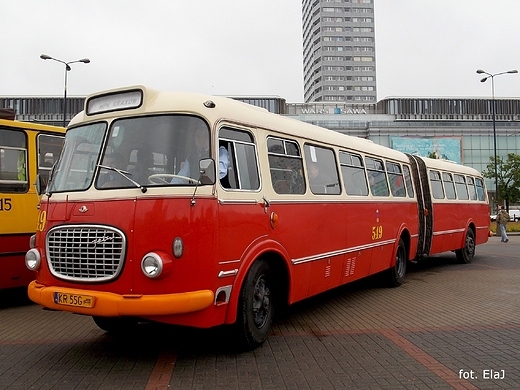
[92,316,138,333]
[456,229,475,264]
[386,238,407,287]
[236,259,274,350]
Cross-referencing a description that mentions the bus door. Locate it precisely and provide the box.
[216,127,267,270]
[407,154,433,257]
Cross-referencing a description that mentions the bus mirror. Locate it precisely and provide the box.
[199,158,216,185]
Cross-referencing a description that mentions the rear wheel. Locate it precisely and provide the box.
[456,228,475,264]
[386,238,407,287]
[236,259,274,350]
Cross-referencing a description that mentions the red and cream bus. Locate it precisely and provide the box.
[0,114,64,290]
[26,86,489,348]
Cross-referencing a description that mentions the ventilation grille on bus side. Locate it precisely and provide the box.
[46,225,126,282]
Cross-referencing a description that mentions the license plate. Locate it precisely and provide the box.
[54,292,95,308]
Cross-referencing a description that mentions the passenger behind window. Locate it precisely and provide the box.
[173,129,229,185]
[308,162,332,193]
[99,152,125,188]
[131,148,154,184]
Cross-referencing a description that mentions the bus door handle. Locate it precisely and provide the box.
[262,196,270,214]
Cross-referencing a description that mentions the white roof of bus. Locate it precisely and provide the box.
[419,156,482,176]
[75,85,479,175]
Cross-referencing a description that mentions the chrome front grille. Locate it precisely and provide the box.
[46,225,126,282]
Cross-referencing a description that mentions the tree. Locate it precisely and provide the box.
[482,153,520,209]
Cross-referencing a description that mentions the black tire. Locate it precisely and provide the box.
[236,259,274,350]
[456,229,475,264]
[92,316,138,333]
[386,238,407,287]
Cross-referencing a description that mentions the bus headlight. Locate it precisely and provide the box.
[25,249,41,271]
[141,252,173,279]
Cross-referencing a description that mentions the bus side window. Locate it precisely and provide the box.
[386,161,406,197]
[0,128,28,193]
[219,128,260,191]
[267,137,305,195]
[339,151,368,196]
[430,170,444,199]
[454,174,469,200]
[442,172,456,200]
[365,157,389,197]
[304,144,341,195]
[475,178,486,201]
[403,165,414,198]
[467,176,477,200]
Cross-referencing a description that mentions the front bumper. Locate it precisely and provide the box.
[28,281,214,317]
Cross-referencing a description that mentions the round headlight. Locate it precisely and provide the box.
[141,253,163,279]
[25,248,41,271]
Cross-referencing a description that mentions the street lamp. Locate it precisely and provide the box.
[476,68,518,210]
[40,54,90,127]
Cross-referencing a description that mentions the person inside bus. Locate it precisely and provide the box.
[308,162,332,193]
[99,152,125,188]
[173,129,229,184]
[131,148,154,184]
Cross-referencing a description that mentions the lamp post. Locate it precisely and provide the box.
[476,68,518,210]
[40,54,90,127]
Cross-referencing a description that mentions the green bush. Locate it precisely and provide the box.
[491,221,520,233]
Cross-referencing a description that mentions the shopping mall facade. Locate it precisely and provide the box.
[2,94,519,210]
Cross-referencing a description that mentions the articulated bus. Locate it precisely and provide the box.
[0,115,64,290]
[26,86,489,349]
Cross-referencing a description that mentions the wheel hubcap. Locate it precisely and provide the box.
[252,276,271,328]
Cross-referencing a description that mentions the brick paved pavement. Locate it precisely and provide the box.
[1,236,519,389]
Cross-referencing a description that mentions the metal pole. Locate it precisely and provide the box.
[491,76,498,208]
[63,65,68,128]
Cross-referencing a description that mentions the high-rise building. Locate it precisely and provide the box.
[302,0,377,103]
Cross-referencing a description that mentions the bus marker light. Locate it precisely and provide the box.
[25,249,41,271]
[270,212,279,229]
[173,237,184,258]
[29,234,36,249]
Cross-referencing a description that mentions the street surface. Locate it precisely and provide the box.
[1,237,519,389]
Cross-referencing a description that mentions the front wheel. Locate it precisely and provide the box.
[386,238,407,287]
[456,229,475,264]
[92,316,138,333]
[236,259,275,350]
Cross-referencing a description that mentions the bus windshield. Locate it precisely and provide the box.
[49,115,210,192]
[48,123,106,193]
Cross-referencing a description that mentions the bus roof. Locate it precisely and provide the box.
[0,118,65,133]
[74,86,480,173]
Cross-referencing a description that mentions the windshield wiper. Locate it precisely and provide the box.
[97,164,147,193]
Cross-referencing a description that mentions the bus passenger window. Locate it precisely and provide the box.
[0,128,28,193]
[454,174,469,200]
[403,165,414,198]
[365,157,389,197]
[442,172,456,200]
[267,137,305,195]
[304,144,340,195]
[219,128,259,191]
[430,170,444,199]
[475,178,486,201]
[467,177,477,200]
[339,151,368,196]
[386,161,406,197]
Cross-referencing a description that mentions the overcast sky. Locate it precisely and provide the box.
[2,0,520,102]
